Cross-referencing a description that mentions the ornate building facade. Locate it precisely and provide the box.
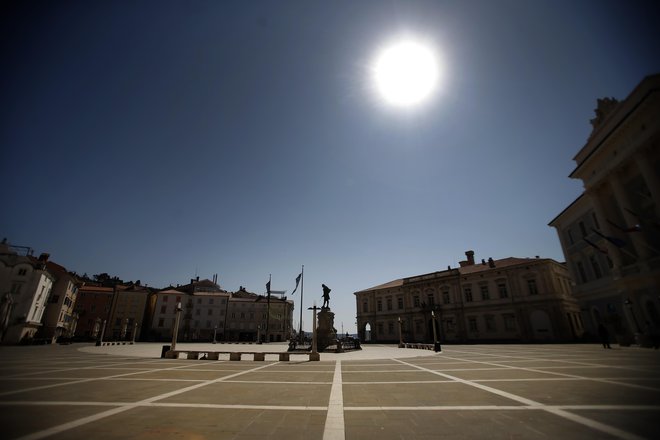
[549,74,660,345]
[355,251,581,344]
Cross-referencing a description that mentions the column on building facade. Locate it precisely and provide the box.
[609,171,651,260]
[634,149,660,217]
[586,187,625,270]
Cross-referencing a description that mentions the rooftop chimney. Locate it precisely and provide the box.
[481,259,486,265]
[465,250,475,266]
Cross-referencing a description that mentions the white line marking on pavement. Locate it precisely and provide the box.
[12,362,278,440]
[395,359,647,440]
[0,363,196,397]
[440,353,660,392]
[323,360,345,440]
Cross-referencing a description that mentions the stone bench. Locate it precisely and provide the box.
[164,350,320,361]
[401,343,434,350]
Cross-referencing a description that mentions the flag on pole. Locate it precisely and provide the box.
[292,273,302,294]
[607,219,641,233]
[584,238,608,254]
[266,280,271,295]
[591,228,626,248]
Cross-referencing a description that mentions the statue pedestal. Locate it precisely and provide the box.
[316,308,337,352]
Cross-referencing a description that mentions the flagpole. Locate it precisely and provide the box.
[266,274,271,343]
[299,265,304,344]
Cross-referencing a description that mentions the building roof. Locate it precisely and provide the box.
[355,278,404,294]
[158,288,186,295]
[355,255,561,293]
[457,257,551,275]
[78,285,114,293]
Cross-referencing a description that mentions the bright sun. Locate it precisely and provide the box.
[372,39,440,107]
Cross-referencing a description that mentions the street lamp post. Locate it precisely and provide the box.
[99,319,107,346]
[212,326,217,344]
[171,302,182,351]
[308,304,320,361]
[132,321,138,344]
[624,299,641,334]
[431,310,441,352]
[398,317,404,347]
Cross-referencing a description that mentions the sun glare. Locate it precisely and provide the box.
[372,38,440,107]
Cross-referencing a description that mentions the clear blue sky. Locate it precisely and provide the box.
[2,1,659,333]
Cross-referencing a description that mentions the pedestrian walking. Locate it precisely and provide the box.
[598,323,612,349]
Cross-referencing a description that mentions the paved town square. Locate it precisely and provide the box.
[0,343,659,440]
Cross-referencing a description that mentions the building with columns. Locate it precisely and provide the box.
[355,250,581,344]
[549,73,660,345]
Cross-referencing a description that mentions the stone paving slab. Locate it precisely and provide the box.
[343,382,524,407]
[569,409,660,439]
[160,382,332,406]
[344,409,620,440]
[234,371,334,383]
[445,368,565,380]
[45,407,327,440]
[1,378,195,403]
[483,379,660,405]
[342,371,446,383]
[0,403,115,439]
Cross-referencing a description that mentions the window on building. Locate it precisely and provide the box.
[195,309,201,315]
[377,322,384,335]
[388,321,394,334]
[414,296,420,307]
[443,319,455,333]
[579,221,587,237]
[197,298,202,304]
[397,297,404,309]
[377,300,382,312]
[576,262,587,283]
[194,320,199,328]
[589,255,602,279]
[427,293,435,306]
[464,287,473,302]
[363,301,368,313]
[208,309,213,315]
[480,285,490,300]
[163,296,168,302]
[503,314,516,331]
[442,291,450,304]
[231,312,236,318]
[485,315,496,331]
[209,298,214,304]
[468,317,478,332]
[240,312,245,319]
[18,268,27,276]
[527,279,538,295]
[49,294,60,304]
[158,318,164,327]
[498,283,508,298]
[386,298,392,311]
[160,305,166,314]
